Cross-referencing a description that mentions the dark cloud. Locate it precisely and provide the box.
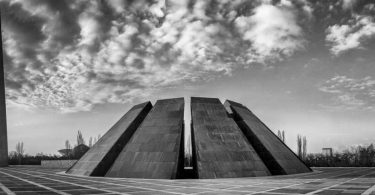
[1,0,315,112]
[20,0,80,45]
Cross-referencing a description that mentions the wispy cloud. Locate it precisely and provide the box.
[2,0,310,112]
[319,75,375,110]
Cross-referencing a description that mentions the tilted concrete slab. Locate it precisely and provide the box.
[66,102,152,176]
[191,97,271,178]
[105,98,184,179]
[225,100,312,175]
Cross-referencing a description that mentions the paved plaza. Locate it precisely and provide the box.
[0,166,374,194]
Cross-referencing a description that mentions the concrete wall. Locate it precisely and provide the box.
[41,160,77,169]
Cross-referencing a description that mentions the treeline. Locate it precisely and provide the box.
[305,144,375,167]
[9,130,100,165]
[8,152,69,165]
[10,129,375,168]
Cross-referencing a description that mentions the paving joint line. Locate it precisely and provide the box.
[53,171,242,191]
[26,168,204,189]
[306,168,375,195]
[15,168,350,194]
[246,167,374,195]
[0,181,15,195]
[0,169,69,195]
[362,182,375,195]
[191,182,273,194]
[13,168,185,195]
[24,168,268,194]
[2,169,128,195]
[4,167,375,195]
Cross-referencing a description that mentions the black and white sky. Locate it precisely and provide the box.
[1,0,375,154]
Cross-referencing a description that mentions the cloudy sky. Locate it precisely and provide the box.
[1,0,375,155]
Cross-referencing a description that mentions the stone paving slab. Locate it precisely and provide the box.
[0,166,375,194]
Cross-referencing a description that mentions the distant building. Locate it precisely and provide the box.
[72,144,90,159]
[58,149,73,157]
[58,144,89,159]
[322,148,333,157]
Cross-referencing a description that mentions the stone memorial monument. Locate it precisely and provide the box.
[67,97,311,179]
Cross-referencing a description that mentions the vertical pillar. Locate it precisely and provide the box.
[0,12,8,167]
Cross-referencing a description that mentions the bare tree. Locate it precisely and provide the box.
[297,135,307,160]
[277,130,285,143]
[65,140,72,158]
[15,142,24,164]
[302,136,307,160]
[16,142,24,156]
[297,135,302,158]
[89,137,93,147]
[77,130,85,146]
[65,140,71,150]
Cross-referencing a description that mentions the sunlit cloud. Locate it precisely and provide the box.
[326,15,375,56]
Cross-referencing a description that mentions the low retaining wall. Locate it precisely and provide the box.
[41,160,77,169]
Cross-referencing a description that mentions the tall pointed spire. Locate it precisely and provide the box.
[0,11,9,167]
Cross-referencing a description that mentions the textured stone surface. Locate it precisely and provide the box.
[225,100,312,175]
[106,98,184,179]
[41,160,77,169]
[0,16,8,167]
[191,97,270,178]
[66,102,152,176]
